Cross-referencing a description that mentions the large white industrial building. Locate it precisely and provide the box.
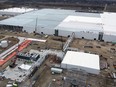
[61,51,100,74]
[0,9,116,42]
[54,15,103,40]
[0,7,36,16]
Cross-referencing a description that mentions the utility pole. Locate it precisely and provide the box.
[104,4,107,11]
[61,36,63,51]
[35,17,38,33]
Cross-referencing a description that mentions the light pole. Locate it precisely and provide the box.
[35,17,38,33]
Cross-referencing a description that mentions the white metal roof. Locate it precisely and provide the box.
[0,7,35,13]
[55,15,103,33]
[101,12,116,36]
[0,9,100,33]
[62,51,100,70]
[1,8,116,36]
[63,16,102,23]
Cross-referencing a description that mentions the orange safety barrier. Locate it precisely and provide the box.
[0,40,31,66]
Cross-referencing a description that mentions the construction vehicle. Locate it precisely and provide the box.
[9,57,17,68]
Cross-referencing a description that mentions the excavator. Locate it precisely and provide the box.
[9,57,17,68]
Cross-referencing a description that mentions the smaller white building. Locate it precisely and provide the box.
[61,51,100,74]
[18,64,31,71]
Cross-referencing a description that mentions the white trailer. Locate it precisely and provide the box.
[51,67,63,74]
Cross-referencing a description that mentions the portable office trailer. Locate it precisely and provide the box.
[31,53,40,61]
[17,52,31,60]
[51,68,63,74]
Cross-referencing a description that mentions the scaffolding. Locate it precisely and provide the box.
[63,32,75,52]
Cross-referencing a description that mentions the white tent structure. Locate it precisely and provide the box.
[61,51,100,74]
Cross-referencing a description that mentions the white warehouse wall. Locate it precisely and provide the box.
[22,25,116,42]
[23,25,116,42]
[75,32,99,40]
[103,34,116,42]
[37,28,99,41]
[38,28,55,35]
[61,63,100,74]
[58,29,99,40]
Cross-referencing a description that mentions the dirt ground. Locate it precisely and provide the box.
[29,38,116,87]
[33,54,62,87]
[70,38,116,74]
[0,79,9,87]
[0,35,4,39]
[33,54,116,87]
[0,3,116,86]
[0,16,9,21]
[0,30,116,87]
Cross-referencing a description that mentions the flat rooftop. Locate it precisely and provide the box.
[55,15,103,33]
[0,9,100,33]
[0,7,35,13]
[101,12,116,36]
[63,16,102,23]
[62,51,100,70]
[0,8,116,36]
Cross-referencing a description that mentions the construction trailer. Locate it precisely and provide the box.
[51,67,63,74]
[16,52,40,61]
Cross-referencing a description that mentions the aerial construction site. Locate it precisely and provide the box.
[0,1,116,87]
